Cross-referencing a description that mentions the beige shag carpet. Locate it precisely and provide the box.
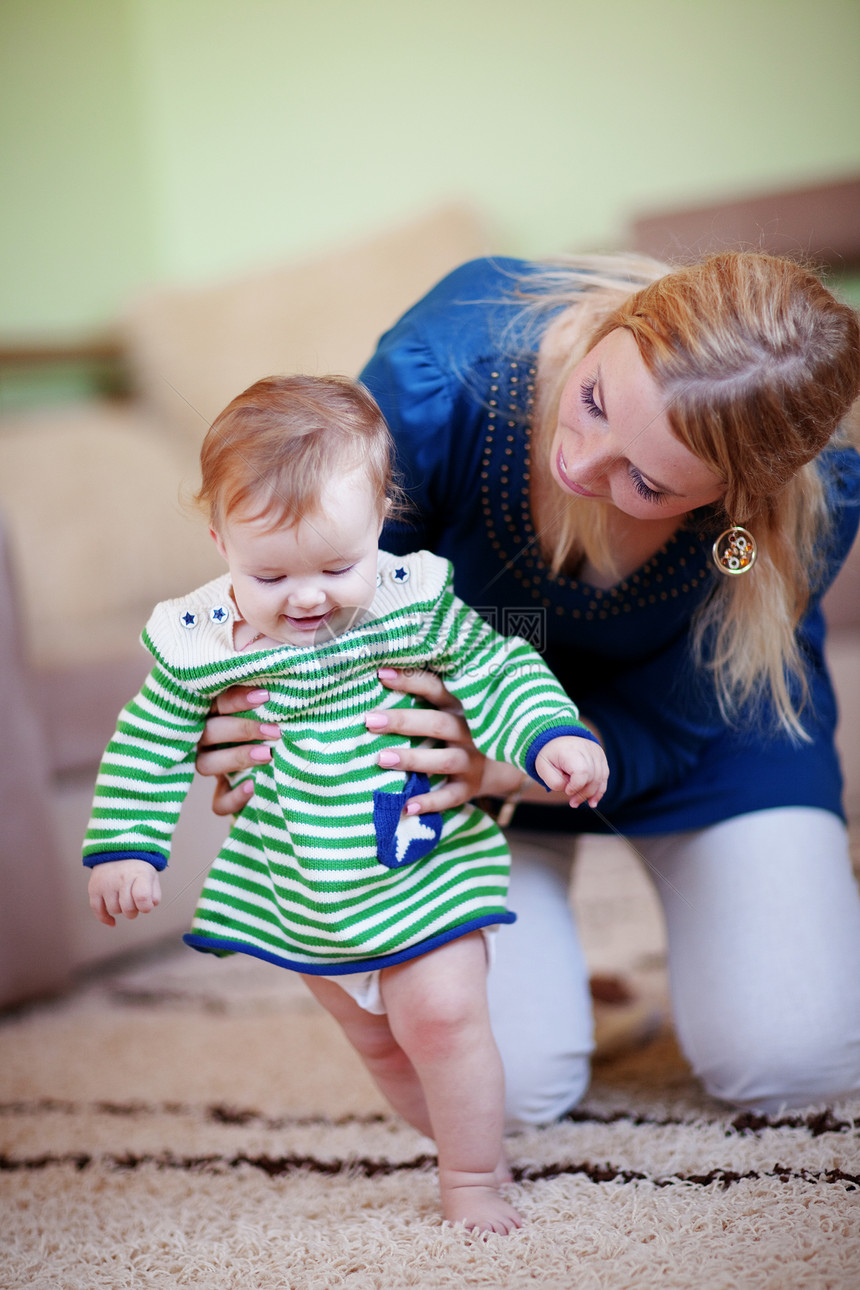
[3,836,859,1289]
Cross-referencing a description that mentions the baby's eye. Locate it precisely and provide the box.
[253,575,285,584]
[325,565,356,577]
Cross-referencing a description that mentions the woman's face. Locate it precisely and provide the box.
[549,328,725,520]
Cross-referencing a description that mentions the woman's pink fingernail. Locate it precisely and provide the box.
[377,669,398,680]
[378,751,400,768]
[259,723,280,737]
[250,746,271,762]
[405,801,420,815]
[246,689,269,703]
[366,713,388,730]
[242,780,254,795]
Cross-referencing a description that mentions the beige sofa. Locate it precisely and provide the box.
[1,202,858,1010]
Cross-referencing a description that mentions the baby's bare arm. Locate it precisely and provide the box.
[88,859,162,927]
[534,736,609,809]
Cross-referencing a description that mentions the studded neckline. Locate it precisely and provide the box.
[478,359,712,624]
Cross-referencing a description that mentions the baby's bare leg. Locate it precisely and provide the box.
[380,934,523,1235]
[301,974,433,1138]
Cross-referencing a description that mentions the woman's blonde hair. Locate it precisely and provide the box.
[195,374,403,534]
[522,252,860,738]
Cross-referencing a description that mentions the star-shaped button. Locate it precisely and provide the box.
[391,565,410,584]
[180,610,198,629]
[210,605,230,624]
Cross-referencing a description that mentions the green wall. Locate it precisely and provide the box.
[2,0,859,338]
[0,0,157,336]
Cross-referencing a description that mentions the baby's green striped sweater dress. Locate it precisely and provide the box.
[83,550,594,974]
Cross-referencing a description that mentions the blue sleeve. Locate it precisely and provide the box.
[360,320,460,553]
[814,447,860,599]
[360,257,530,555]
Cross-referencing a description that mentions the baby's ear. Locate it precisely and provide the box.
[210,527,228,561]
[377,499,391,536]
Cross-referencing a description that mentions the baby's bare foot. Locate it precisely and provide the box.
[442,1183,523,1235]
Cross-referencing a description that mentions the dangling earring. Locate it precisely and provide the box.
[712,526,757,576]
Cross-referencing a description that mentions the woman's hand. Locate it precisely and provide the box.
[195,686,281,816]
[366,668,524,813]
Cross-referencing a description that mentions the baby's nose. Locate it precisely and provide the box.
[288,580,326,609]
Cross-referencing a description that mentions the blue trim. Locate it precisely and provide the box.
[525,725,603,789]
[83,850,167,871]
[182,911,516,975]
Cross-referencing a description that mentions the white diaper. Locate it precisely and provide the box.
[316,927,497,1015]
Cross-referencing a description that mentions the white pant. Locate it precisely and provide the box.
[489,808,860,1127]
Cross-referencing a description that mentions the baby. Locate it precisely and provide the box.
[84,374,608,1234]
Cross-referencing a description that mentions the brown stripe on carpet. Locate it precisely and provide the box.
[2,1148,859,1191]
[2,1096,858,1191]
[2,1096,857,1136]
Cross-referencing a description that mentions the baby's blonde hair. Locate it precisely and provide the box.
[196,374,402,534]
[521,252,860,737]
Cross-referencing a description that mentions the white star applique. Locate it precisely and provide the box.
[394,811,437,863]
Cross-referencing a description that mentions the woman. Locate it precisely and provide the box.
[196,250,860,1124]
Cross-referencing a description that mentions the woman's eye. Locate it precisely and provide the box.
[629,467,667,505]
[580,376,604,420]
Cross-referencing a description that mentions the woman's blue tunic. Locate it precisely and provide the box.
[361,257,860,836]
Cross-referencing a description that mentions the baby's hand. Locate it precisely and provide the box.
[534,736,609,809]
[87,859,162,927]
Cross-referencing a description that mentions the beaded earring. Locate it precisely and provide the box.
[712,526,757,576]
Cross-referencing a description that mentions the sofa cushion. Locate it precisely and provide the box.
[121,204,490,446]
[0,403,221,668]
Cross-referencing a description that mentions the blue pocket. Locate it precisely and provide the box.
[372,773,443,869]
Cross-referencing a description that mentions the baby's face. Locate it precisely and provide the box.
[213,468,384,648]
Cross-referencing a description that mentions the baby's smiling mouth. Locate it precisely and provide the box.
[284,611,330,629]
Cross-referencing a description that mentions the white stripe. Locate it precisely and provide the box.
[194,876,506,954]
[204,836,508,918]
[95,750,194,778]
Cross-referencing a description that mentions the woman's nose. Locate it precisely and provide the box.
[572,441,613,491]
